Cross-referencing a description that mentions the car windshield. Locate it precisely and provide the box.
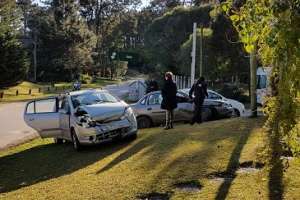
[71,91,118,108]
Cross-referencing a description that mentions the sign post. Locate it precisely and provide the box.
[191,22,197,86]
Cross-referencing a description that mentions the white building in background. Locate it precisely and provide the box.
[256,67,272,105]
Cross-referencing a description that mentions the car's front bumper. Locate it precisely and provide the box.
[76,119,137,145]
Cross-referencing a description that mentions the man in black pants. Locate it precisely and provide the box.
[189,77,208,125]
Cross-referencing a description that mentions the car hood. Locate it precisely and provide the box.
[79,102,127,122]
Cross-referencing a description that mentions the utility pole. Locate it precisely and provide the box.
[199,25,204,77]
[191,22,197,86]
[33,31,37,82]
[250,43,257,117]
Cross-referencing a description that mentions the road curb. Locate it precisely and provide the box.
[0,133,39,152]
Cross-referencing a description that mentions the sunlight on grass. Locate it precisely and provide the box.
[0,79,121,103]
[0,118,299,200]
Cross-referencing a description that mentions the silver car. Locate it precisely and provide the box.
[24,89,138,150]
[131,91,233,128]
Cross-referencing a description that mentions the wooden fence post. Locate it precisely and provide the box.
[0,92,3,98]
[29,89,32,95]
[16,90,19,96]
[38,88,41,93]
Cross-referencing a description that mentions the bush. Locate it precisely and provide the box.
[80,74,93,84]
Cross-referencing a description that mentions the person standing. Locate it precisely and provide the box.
[189,76,208,125]
[161,72,177,130]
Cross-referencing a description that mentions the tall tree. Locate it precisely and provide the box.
[144,5,211,73]
[27,0,96,81]
[79,0,141,76]
[0,0,29,87]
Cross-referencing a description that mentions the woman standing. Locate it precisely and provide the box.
[161,72,177,130]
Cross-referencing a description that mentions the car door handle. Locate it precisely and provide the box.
[147,107,152,111]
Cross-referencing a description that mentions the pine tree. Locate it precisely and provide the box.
[0,0,29,87]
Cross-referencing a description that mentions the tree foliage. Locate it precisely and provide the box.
[144,5,211,73]
[223,0,300,154]
[27,0,96,81]
[0,0,29,87]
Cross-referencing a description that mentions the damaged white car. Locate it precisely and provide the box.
[24,89,138,150]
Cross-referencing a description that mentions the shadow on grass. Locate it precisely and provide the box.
[214,120,254,200]
[0,140,132,193]
[268,128,284,200]
[96,132,189,174]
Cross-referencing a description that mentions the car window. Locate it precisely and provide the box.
[257,75,267,89]
[60,98,70,112]
[27,98,57,114]
[26,102,35,114]
[148,93,162,105]
[140,97,146,105]
[208,92,222,100]
[176,92,189,103]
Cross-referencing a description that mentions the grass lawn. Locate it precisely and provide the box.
[0,79,121,103]
[0,118,299,200]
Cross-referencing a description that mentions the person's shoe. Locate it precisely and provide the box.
[190,121,195,126]
[164,126,170,130]
[170,123,174,129]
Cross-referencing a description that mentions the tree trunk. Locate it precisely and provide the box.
[250,43,257,117]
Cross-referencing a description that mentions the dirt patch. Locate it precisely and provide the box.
[239,161,264,169]
[174,180,202,192]
[206,171,236,182]
[237,161,265,173]
[137,192,171,200]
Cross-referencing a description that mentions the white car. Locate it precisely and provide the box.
[181,88,246,117]
[24,89,138,150]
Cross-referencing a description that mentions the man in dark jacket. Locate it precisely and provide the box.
[161,72,177,130]
[189,76,208,125]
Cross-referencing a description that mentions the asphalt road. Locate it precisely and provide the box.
[0,102,38,150]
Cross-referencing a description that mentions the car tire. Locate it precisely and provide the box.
[71,130,82,151]
[124,132,137,141]
[232,109,240,118]
[205,107,215,121]
[137,116,152,129]
[54,138,64,144]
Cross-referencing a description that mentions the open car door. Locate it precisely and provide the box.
[24,97,62,138]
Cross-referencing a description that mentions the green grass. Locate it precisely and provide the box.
[0,118,299,200]
[0,79,121,103]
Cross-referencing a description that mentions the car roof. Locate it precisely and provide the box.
[68,89,107,96]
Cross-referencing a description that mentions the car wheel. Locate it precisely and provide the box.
[205,107,215,121]
[71,130,82,151]
[232,109,240,118]
[137,116,152,129]
[126,133,137,141]
[54,138,64,144]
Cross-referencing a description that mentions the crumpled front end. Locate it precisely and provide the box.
[75,107,137,144]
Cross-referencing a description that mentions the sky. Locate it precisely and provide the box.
[33,0,151,8]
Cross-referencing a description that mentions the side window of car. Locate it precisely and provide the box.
[176,92,189,103]
[148,94,162,105]
[208,92,221,100]
[140,97,146,105]
[26,98,57,114]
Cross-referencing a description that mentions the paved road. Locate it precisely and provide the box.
[0,102,38,150]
